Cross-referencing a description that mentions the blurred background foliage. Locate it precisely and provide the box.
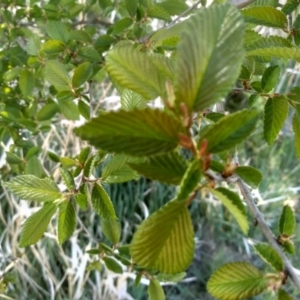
[1,0,300,299]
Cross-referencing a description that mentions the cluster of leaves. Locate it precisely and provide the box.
[2,0,300,299]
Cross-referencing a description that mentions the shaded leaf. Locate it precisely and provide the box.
[210,188,248,234]
[19,69,34,97]
[199,109,258,153]
[91,184,117,219]
[5,175,62,202]
[129,151,187,185]
[235,166,262,188]
[102,257,123,274]
[37,103,58,121]
[72,62,93,88]
[74,108,184,156]
[207,262,267,300]
[279,205,295,236]
[264,96,289,145]
[148,278,165,300]
[175,4,245,112]
[105,44,167,99]
[125,0,138,17]
[131,199,194,274]
[278,289,293,300]
[261,65,280,93]
[282,0,299,15]
[292,112,300,158]
[101,219,121,244]
[19,203,57,247]
[254,243,284,272]
[241,6,287,29]
[58,200,76,244]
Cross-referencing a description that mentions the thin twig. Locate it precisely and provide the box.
[237,178,300,291]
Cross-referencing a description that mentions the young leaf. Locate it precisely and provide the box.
[261,65,280,93]
[235,166,262,188]
[241,6,287,29]
[84,155,97,177]
[131,199,194,274]
[207,262,267,300]
[19,203,57,247]
[254,243,284,272]
[58,200,76,244]
[60,168,75,191]
[102,257,123,274]
[60,157,77,169]
[41,40,65,55]
[101,219,121,244]
[282,240,295,254]
[5,175,63,202]
[210,187,249,234]
[148,278,165,300]
[19,69,34,97]
[91,184,117,219]
[72,62,93,88]
[128,151,187,185]
[279,205,295,236]
[292,112,300,158]
[74,108,184,156]
[45,60,71,91]
[199,109,258,153]
[105,44,167,99]
[278,289,293,300]
[176,159,201,201]
[175,4,245,112]
[264,96,289,145]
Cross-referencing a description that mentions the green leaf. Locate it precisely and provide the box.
[91,184,117,219]
[282,0,299,15]
[25,156,46,178]
[45,60,71,91]
[78,46,102,62]
[261,65,280,93]
[105,44,167,100]
[19,70,34,97]
[282,240,295,254]
[235,166,262,188]
[241,6,287,29]
[78,100,90,120]
[102,154,139,183]
[6,152,23,164]
[279,205,295,236]
[19,203,57,247]
[84,155,97,177]
[58,200,76,244]
[121,89,147,111]
[278,289,293,300]
[264,96,289,145]
[210,188,248,234]
[101,219,121,244]
[156,272,186,283]
[75,193,87,210]
[148,279,165,300]
[125,0,138,17]
[199,109,258,153]
[157,0,189,16]
[175,4,245,112]
[26,35,41,55]
[292,112,300,158]
[78,146,91,165]
[148,4,171,21]
[111,18,133,35]
[41,40,65,55]
[246,47,300,61]
[60,168,75,190]
[131,199,195,274]
[37,103,58,121]
[254,243,284,272]
[60,157,77,169]
[45,21,70,43]
[5,175,62,202]
[129,151,187,185]
[176,159,201,201]
[58,100,80,121]
[74,108,184,156]
[207,262,267,300]
[72,62,93,88]
[102,257,123,274]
